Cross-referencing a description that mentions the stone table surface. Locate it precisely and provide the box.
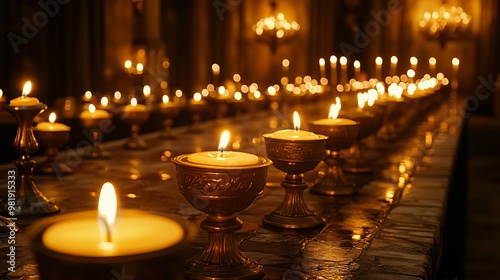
[0,101,463,280]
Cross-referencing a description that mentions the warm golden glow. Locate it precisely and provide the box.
[233,74,241,83]
[136,63,144,73]
[162,95,169,103]
[49,112,56,123]
[293,111,301,131]
[114,91,121,100]
[319,58,325,67]
[353,60,360,69]
[407,83,417,95]
[376,82,385,95]
[330,55,337,64]
[375,57,383,65]
[357,92,365,109]
[98,182,118,242]
[429,57,436,66]
[390,56,398,64]
[100,97,108,107]
[0,89,3,99]
[130,97,138,107]
[212,63,220,74]
[143,85,151,97]
[234,91,242,101]
[328,97,341,119]
[407,69,416,78]
[452,57,460,66]
[22,81,32,97]
[175,90,183,98]
[410,56,418,65]
[339,56,347,65]
[218,130,230,153]
[282,59,290,68]
[89,104,96,113]
[193,92,202,102]
[124,60,132,69]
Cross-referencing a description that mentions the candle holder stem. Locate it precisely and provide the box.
[125,124,147,149]
[2,105,59,216]
[343,142,372,173]
[160,119,175,139]
[263,173,325,229]
[90,130,109,158]
[311,150,357,196]
[36,146,73,175]
[187,215,263,280]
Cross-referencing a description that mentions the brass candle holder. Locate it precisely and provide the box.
[308,121,359,196]
[121,107,150,149]
[33,127,72,175]
[172,155,271,280]
[158,102,180,139]
[2,104,60,216]
[80,115,112,158]
[340,109,378,173]
[262,134,328,229]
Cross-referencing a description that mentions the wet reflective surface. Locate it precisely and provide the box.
[0,101,463,279]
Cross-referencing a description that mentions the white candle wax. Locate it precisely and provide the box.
[124,103,148,112]
[36,122,70,132]
[187,151,259,167]
[10,96,41,106]
[80,109,111,119]
[312,118,357,126]
[269,129,320,140]
[42,210,184,257]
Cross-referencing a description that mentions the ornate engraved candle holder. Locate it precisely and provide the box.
[262,135,328,229]
[340,110,378,173]
[33,127,72,175]
[2,104,60,216]
[121,109,150,149]
[80,116,112,158]
[172,155,271,280]
[308,122,359,196]
[158,103,180,139]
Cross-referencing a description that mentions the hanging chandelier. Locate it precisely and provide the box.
[419,3,471,47]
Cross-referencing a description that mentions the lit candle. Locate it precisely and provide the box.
[80,104,111,119]
[451,57,459,89]
[143,85,151,98]
[269,111,320,140]
[187,130,259,166]
[100,96,109,108]
[41,182,185,257]
[124,60,132,74]
[282,59,290,79]
[36,113,70,131]
[353,60,361,80]
[212,63,220,87]
[312,97,357,126]
[429,57,436,76]
[136,63,144,75]
[124,97,147,112]
[340,56,348,84]
[410,56,418,75]
[319,58,326,80]
[83,90,93,102]
[375,57,383,81]
[390,56,398,76]
[10,81,41,106]
[330,55,337,86]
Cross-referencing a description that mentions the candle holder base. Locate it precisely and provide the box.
[310,152,358,196]
[263,136,328,229]
[36,160,73,175]
[185,259,264,280]
[124,136,148,150]
[0,215,18,237]
[86,145,111,159]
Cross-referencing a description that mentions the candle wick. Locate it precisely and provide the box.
[218,150,225,158]
[99,215,113,243]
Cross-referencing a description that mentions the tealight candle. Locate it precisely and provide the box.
[312,98,357,126]
[36,113,70,131]
[41,183,184,257]
[79,104,111,119]
[187,130,259,166]
[10,81,41,106]
[124,97,147,112]
[269,111,320,140]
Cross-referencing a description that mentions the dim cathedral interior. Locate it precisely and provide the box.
[0,0,499,279]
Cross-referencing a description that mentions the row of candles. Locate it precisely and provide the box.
[3,54,448,279]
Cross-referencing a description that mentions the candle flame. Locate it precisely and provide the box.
[131,97,138,107]
[339,56,347,65]
[0,89,3,98]
[162,95,169,103]
[452,57,460,66]
[98,182,117,243]
[375,57,383,65]
[100,97,109,107]
[353,60,360,68]
[22,81,32,97]
[49,112,56,123]
[357,92,365,109]
[193,92,202,102]
[330,55,337,64]
[293,111,301,131]
[89,104,96,113]
[218,130,230,154]
[390,56,398,64]
[124,60,132,69]
[319,58,325,67]
[84,90,92,100]
[328,97,341,119]
[143,85,151,97]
